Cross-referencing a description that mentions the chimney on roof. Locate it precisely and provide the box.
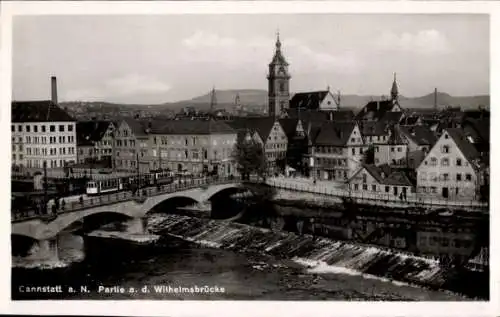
[51,76,58,104]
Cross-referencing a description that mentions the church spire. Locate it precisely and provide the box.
[276,29,281,51]
[391,72,399,101]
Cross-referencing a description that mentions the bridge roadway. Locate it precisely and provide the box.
[12,176,256,241]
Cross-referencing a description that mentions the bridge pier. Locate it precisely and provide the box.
[125,217,148,235]
[26,237,59,262]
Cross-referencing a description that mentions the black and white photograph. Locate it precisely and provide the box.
[3,2,495,314]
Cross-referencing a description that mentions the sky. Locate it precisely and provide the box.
[12,14,489,104]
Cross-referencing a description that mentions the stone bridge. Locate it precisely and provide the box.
[12,182,248,241]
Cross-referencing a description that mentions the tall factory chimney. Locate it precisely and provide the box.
[434,87,438,111]
[51,76,58,104]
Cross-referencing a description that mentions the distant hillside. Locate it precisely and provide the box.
[60,89,489,120]
[171,89,489,110]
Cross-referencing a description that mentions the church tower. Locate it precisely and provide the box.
[267,31,291,118]
[391,72,399,104]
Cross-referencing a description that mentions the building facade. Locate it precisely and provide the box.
[11,77,77,170]
[150,120,238,177]
[348,164,415,199]
[310,121,365,181]
[76,121,116,166]
[416,128,483,201]
[114,118,149,173]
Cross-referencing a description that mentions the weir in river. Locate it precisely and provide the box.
[147,213,485,298]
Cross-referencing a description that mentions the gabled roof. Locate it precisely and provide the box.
[399,115,421,126]
[278,118,299,138]
[445,128,482,167]
[12,100,74,123]
[406,150,426,169]
[286,109,329,122]
[387,126,406,145]
[122,118,148,137]
[359,121,388,136]
[76,121,113,146]
[351,164,413,187]
[314,121,357,146]
[399,125,437,146]
[289,91,329,110]
[463,118,490,145]
[329,110,355,122]
[355,100,398,121]
[226,117,277,141]
[379,111,404,125]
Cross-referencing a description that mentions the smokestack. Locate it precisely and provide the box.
[51,76,58,104]
[434,88,438,111]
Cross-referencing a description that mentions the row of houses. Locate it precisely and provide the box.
[11,77,489,203]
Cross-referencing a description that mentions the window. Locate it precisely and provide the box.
[185,138,188,146]
[372,185,377,191]
[456,173,462,181]
[441,158,449,166]
[442,173,449,181]
[397,147,402,152]
[50,125,55,132]
[456,158,462,166]
[18,125,22,132]
[430,157,437,166]
[26,125,31,132]
[362,174,367,183]
[466,174,472,181]
[375,146,379,153]
[442,145,449,153]
[352,148,355,155]
[391,147,395,152]
[354,184,359,190]
[11,125,14,132]
[362,184,368,190]
[351,138,355,142]
[385,186,390,193]
[59,125,65,132]
[444,133,449,139]
[68,125,73,132]
[279,82,285,92]
[420,172,427,181]
[34,125,38,133]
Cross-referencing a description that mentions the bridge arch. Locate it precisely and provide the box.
[146,195,200,214]
[11,234,40,257]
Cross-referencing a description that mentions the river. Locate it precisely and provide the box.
[11,213,475,301]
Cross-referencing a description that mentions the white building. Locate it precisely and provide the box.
[416,128,484,201]
[11,77,77,169]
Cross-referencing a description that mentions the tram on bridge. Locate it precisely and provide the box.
[85,169,175,196]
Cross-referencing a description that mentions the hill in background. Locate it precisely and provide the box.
[60,89,489,120]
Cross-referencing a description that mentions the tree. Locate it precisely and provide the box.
[232,138,267,180]
[363,145,375,164]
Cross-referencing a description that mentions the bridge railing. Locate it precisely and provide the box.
[11,175,259,223]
